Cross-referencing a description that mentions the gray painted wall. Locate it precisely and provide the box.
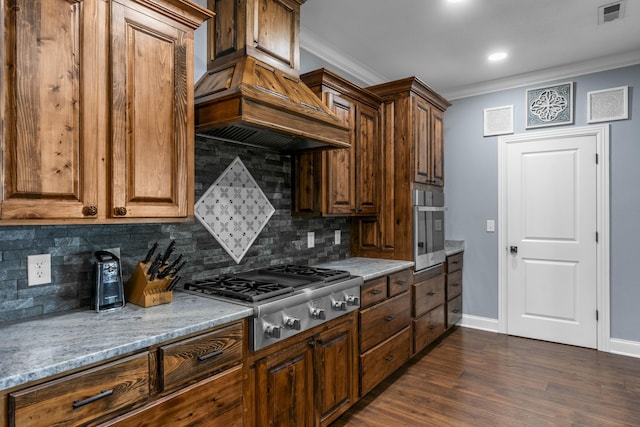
[444,64,640,341]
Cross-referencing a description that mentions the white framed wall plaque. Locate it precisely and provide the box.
[484,105,514,137]
[587,86,628,123]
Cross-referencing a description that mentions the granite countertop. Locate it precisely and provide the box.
[445,240,465,256]
[314,257,414,281]
[0,292,252,392]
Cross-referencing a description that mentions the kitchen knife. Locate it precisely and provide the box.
[169,260,188,277]
[147,254,163,279]
[161,240,176,265]
[142,242,158,264]
[167,275,182,291]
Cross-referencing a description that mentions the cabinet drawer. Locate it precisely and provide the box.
[10,352,150,427]
[360,276,387,308]
[388,269,411,297]
[360,327,410,396]
[413,273,445,318]
[447,294,463,328]
[447,269,463,300]
[446,252,463,273]
[413,304,446,354]
[160,322,243,393]
[359,292,411,352]
[102,364,244,427]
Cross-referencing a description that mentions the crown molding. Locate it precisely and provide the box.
[300,24,389,86]
[443,49,640,100]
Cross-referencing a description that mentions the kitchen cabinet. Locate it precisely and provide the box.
[352,77,450,259]
[247,312,358,427]
[446,251,464,328]
[412,265,446,355]
[5,320,246,427]
[292,69,382,216]
[0,0,211,223]
[358,269,412,396]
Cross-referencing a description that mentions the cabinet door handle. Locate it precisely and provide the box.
[198,349,223,361]
[370,289,382,295]
[72,389,114,409]
[384,354,396,362]
[83,206,98,216]
[385,315,396,322]
[114,207,127,216]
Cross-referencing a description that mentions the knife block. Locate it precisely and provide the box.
[125,262,173,307]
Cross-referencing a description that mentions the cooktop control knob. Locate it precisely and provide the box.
[346,295,360,306]
[311,307,326,320]
[332,300,347,311]
[264,324,281,339]
[284,317,301,330]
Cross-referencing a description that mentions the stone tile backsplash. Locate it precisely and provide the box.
[0,138,350,324]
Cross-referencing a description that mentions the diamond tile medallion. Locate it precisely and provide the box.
[195,157,275,263]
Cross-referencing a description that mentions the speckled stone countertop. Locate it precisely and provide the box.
[314,257,414,281]
[445,240,465,256]
[0,292,252,392]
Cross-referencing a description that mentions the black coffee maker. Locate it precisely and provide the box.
[91,250,125,312]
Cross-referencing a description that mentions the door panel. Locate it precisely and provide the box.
[506,134,597,348]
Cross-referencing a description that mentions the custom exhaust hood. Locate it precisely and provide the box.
[194,0,350,152]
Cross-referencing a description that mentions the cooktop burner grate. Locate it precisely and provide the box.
[184,277,294,302]
[261,264,350,282]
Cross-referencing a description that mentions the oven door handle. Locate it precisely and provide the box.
[414,206,446,212]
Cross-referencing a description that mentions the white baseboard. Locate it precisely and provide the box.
[460,314,499,333]
[459,315,640,359]
[609,338,640,359]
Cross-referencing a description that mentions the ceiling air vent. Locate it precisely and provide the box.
[598,1,625,24]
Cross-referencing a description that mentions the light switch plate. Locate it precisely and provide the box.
[334,230,341,245]
[307,232,315,248]
[487,220,496,232]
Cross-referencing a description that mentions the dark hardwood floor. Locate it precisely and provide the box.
[332,327,640,426]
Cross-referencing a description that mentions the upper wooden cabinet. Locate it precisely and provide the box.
[0,0,212,223]
[292,69,381,217]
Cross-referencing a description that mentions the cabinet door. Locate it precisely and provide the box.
[255,339,314,427]
[110,0,193,218]
[314,315,358,426]
[323,94,355,215]
[413,97,431,184]
[430,108,444,187]
[1,0,100,220]
[354,103,379,215]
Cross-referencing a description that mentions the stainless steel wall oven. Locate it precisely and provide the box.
[413,190,445,271]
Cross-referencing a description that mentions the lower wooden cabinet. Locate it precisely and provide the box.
[248,312,358,427]
[9,353,151,427]
[101,365,244,427]
[446,251,464,329]
[360,327,411,396]
[412,265,446,355]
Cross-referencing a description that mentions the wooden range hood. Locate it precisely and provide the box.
[194,0,350,152]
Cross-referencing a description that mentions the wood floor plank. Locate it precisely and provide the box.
[332,327,640,426]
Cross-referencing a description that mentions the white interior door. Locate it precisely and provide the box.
[505,131,598,348]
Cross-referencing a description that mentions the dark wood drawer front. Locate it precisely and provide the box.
[447,294,463,328]
[360,292,411,352]
[360,276,387,308]
[160,322,243,393]
[413,274,445,318]
[103,365,244,427]
[10,353,150,427]
[446,252,463,273]
[388,269,411,297]
[413,304,446,354]
[447,269,463,300]
[360,327,411,396]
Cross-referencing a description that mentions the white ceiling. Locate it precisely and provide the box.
[299,0,640,99]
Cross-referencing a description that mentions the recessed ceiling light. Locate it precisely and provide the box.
[488,51,508,61]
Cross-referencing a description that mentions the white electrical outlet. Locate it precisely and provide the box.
[487,220,496,232]
[27,254,52,286]
[334,230,341,245]
[307,231,315,248]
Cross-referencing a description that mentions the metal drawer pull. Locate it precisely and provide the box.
[385,315,396,322]
[429,324,437,330]
[198,349,223,361]
[451,283,461,287]
[395,281,406,286]
[426,291,436,296]
[452,309,460,314]
[72,389,113,409]
[384,354,396,362]
[370,289,382,295]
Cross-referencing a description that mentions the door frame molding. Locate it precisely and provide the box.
[497,125,610,351]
